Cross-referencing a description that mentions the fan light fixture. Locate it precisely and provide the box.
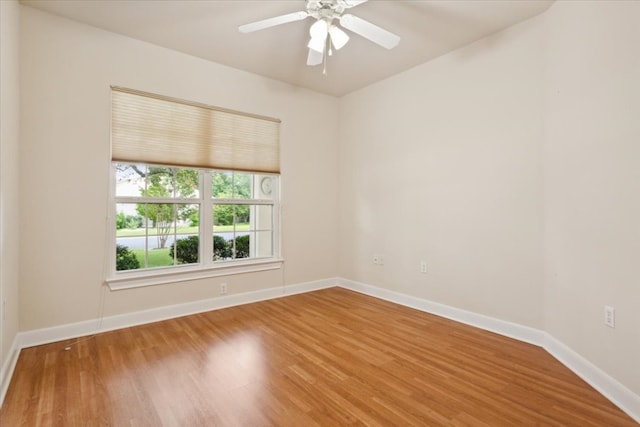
[239,0,400,73]
[329,25,349,50]
[308,19,328,53]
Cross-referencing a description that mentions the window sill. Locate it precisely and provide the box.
[105,258,284,291]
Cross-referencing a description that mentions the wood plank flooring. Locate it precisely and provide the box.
[1,287,637,426]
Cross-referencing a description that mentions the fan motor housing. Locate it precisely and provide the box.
[307,0,346,20]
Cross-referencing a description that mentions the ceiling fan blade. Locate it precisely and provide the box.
[307,48,323,66]
[239,11,309,33]
[339,0,368,8]
[339,14,400,49]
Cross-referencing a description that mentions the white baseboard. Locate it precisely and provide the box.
[0,335,20,408]
[18,278,337,349]
[5,277,639,423]
[337,278,545,346]
[543,333,640,423]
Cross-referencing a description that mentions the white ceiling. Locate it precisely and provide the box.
[21,0,554,97]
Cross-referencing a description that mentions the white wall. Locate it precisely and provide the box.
[338,16,545,329]
[543,0,640,396]
[18,6,339,331]
[338,0,640,398]
[0,0,21,395]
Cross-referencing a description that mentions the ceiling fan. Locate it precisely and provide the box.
[239,0,400,71]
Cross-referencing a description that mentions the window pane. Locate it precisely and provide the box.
[115,163,146,197]
[116,164,199,199]
[171,204,200,265]
[116,203,144,233]
[143,236,173,268]
[145,167,199,199]
[212,232,254,260]
[145,168,173,198]
[145,203,175,242]
[213,203,243,261]
[232,233,251,259]
[142,203,176,269]
[213,234,232,261]
[174,168,200,198]
[211,171,253,199]
[213,204,273,231]
[213,204,242,228]
[115,203,143,271]
[212,171,233,199]
[233,173,252,199]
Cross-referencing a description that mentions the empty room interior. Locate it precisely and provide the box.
[1,0,639,425]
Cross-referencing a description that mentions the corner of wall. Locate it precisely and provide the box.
[0,0,22,407]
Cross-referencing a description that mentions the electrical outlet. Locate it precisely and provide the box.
[220,283,228,295]
[604,306,615,328]
[420,261,427,274]
[372,254,384,265]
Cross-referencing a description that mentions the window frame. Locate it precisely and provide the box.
[106,163,282,290]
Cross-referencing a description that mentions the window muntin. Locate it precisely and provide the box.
[114,163,278,275]
[212,203,274,261]
[211,171,253,200]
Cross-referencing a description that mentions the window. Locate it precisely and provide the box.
[108,87,281,289]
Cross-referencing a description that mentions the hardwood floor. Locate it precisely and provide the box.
[1,287,637,426]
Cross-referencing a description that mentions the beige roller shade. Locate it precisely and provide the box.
[111,87,280,173]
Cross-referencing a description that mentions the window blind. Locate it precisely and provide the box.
[111,87,281,173]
